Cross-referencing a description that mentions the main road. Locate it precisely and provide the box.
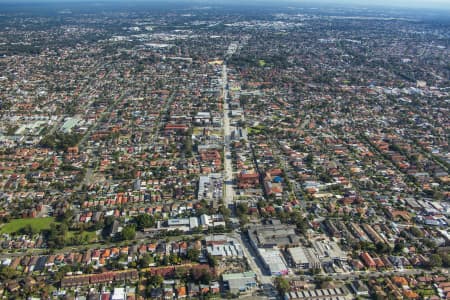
[221,55,278,299]
[222,63,235,215]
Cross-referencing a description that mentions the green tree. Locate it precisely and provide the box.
[46,223,68,249]
[274,277,290,294]
[139,254,154,268]
[423,238,436,249]
[410,227,424,238]
[206,253,217,267]
[394,241,406,254]
[200,270,212,284]
[54,265,72,282]
[174,267,188,279]
[218,205,231,219]
[428,254,442,268]
[376,242,391,254]
[186,248,200,262]
[305,154,314,166]
[57,209,74,223]
[442,254,450,268]
[161,255,169,266]
[169,253,181,265]
[135,214,155,230]
[236,202,249,216]
[148,274,163,287]
[291,211,307,234]
[315,275,332,289]
[121,225,136,241]
[0,266,17,280]
[20,224,37,236]
[239,214,249,226]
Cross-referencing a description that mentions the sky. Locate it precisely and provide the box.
[0,0,449,10]
[315,0,450,9]
[267,0,450,10]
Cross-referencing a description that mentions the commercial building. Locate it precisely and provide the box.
[166,214,225,231]
[248,221,300,249]
[206,242,243,259]
[284,286,351,300]
[222,271,257,293]
[198,173,222,202]
[258,248,289,276]
[311,240,347,264]
[287,246,321,269]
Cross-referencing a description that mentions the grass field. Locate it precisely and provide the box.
[248,125,266,135]
[0,217,56,234]
[66,230,97,243]
[193,127,204,135]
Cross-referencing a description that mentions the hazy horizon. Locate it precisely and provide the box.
[0,0,449,10]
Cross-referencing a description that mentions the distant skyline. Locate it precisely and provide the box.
[299,0,450,9]
[0,0,449,10]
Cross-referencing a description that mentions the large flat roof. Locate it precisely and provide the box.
[222,271,256,280]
